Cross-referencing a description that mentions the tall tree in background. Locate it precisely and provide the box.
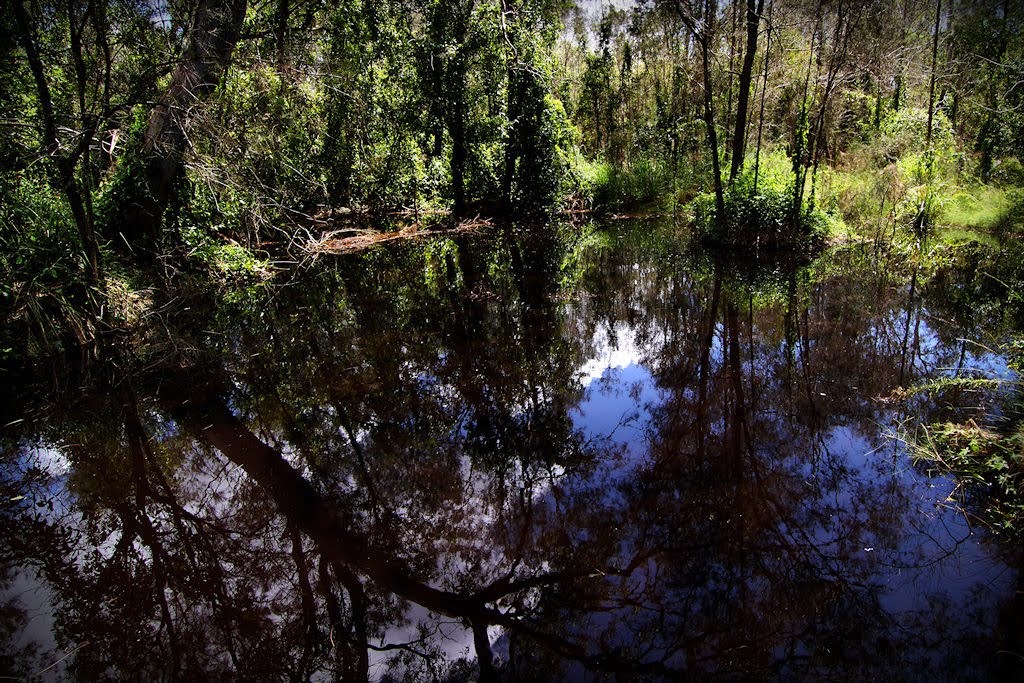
[674,0,725,220]
[423,0,477,217]
[729,0,765,183]
[122,0,248,248]
[12,1,105,291]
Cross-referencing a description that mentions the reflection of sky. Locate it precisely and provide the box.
[3,570,62,678]
[3,444,73,679]
[4,231,1023,679]
[566,300,1018,656]
[572,320,663,465]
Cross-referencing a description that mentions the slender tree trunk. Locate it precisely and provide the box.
[753,0,773,192]
[916,0,943,234]
[275,0,290,68]
[925,0,942,154]
[701,0,725,220]
[452,103,467,217]
[13,1,102,295]
[791,5,821,220]
[447,2,473,218]
[675,0,724,218]
[730,0,765,184]
[724,0,740,161]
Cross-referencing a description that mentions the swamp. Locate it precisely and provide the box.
[2,0,1024,680]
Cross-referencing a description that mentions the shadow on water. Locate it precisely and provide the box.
[1,219,1022,680]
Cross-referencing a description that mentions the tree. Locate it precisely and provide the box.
[119,0,248,249]
[12,1,105,292]
[673,0,726,221]
[729,0,765,183]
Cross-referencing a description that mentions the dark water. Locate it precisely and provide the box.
[2,221,1021,681]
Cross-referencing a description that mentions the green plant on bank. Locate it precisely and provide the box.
[691,152,833,251]
[0,172,98,360]
[816,108,1024,243]
[569,153,673,211]
[179,224,273,283]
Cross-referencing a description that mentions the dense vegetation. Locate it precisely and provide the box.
[2,1,1024,528]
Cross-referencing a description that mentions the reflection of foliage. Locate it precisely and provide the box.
[2,220,1020,679]
[558,226,613,292]
[423,238,465,296]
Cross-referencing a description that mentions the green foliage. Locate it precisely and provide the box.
[942,186,1013,230]
[692,160,830,251]
[214,63,327,209]
[0,172,94,355]
[179,223,272,284]
[505,62,576,219]
[94,107,153,231]
[879,108,958,169]
[578,156,670,210]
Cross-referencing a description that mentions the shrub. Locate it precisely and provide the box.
[0,172,96,358]
[583,156,670,210]
[692,163,830,251]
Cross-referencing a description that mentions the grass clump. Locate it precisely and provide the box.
[0,172,99,361]
[914,418,1024,535]
[941,186,1012,231]
[573,156,671,211]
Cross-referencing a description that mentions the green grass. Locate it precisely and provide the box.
[941,186,1013,230]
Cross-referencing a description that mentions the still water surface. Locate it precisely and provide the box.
[2,220,1020,680]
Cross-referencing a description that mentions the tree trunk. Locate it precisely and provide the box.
[700,0,726,220]
[753,0,773,192]
[446,2,473,218]
[125,0,248,247]
[925,0,942,154]
[730,0,765,184]
[13,1,102,294]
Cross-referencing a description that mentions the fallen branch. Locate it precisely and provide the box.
[304,218,492,255]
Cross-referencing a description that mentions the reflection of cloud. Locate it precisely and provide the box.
[23,446,71,478]
[1,569,61,677]
[577,322,643,386]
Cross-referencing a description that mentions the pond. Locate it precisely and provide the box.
[1,219,1021,680]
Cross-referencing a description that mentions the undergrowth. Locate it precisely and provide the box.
[691,153,833,251]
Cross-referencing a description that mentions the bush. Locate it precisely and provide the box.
[692,164,830,251]
[0,172,96,358]
[579,156,670,210]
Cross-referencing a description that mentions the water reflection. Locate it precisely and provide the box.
[1,223,1019,680]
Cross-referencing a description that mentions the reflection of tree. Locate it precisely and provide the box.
[0,227,1017,680]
